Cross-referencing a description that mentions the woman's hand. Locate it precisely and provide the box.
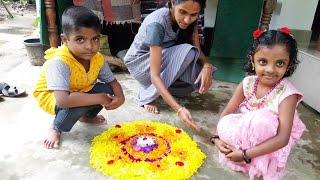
[178,107,200,131]
[225,145,243,162]
[214,138,232,155]
[195,64,213,94]
[103,94,125,110]
[191,25,213,94]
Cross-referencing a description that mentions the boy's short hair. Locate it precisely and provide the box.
[62,6,100,37]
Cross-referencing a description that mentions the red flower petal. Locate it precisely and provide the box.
[175,129,182,133]
[175,161,184,166]
[253,29,262,39]
[280,27,291,35]
[107,160,114,165]
[115,124,121,128]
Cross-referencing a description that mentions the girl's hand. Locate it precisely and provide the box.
[178,107,200,131]
[214,138,232,155]
[195,65,213,94]
[225,145,243,162]
[103,94,125,110]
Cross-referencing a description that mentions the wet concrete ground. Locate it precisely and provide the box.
[0,10,320,180]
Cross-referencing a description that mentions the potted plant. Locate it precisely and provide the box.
[23,38,48,66]
[23,17,48,66]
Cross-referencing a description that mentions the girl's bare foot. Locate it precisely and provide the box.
[79,115,105,124]
[44,127,61,149]
[143,102,159,114]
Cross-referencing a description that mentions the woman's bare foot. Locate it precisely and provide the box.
[79,115,106,124]
[44,126,61,149]
[143,102,159,114]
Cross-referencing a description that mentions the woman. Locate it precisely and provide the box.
[124,0,216,130]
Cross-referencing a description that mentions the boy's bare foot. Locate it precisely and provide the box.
[79,115,105,124]
[44,127,61,149]
[143,102,159,114]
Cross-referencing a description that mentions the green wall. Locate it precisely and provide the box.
[209,0,263,83]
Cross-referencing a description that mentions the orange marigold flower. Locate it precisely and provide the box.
[90,121,206,180]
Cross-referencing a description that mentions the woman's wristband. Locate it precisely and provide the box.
[176,107,185,115]
[242,149,251,164]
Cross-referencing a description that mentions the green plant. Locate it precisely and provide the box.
[34,16,40,27]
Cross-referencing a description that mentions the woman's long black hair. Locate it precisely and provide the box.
[168,0,206,44]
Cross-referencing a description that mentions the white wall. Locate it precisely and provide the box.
[270,0,318,30]
[174,0,320,30]
[36,0,41,16]
[204,0,218,27]
[288,52,320,112]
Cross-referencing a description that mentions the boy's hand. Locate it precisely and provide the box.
[103,94,125,110]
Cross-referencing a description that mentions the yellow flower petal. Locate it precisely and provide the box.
[90,121,206,179]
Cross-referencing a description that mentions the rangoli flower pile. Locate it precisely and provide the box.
[90,121,206,179]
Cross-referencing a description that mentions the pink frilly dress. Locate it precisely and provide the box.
[217,76,305,180]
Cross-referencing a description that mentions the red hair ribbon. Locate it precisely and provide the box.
[253,29,262,39]
[253,27,292,39]
[279,27,291,35]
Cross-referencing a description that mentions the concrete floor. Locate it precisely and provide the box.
[1,11,320,180]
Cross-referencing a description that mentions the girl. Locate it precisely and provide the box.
[211,27,305,179]
[124,0,216,130]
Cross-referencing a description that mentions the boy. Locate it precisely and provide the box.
[33,6,125,149]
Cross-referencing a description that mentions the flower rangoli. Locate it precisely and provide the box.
[90,121,206,179]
